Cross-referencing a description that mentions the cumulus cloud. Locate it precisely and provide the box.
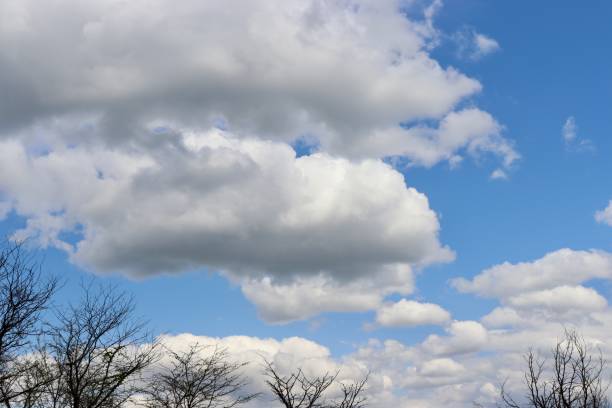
[154,332,498,408]
[375,299,451,327]
[0,0,516,169]
[243,266,415,323]
[196,249,612,406]
[155,332,498,408]
[595,201,612,226]
[0,0,520,321]
[453,248,612,328]
[0,0,521,320]
[352,308,612,406]
[352,108,518,168]
[211,307,612,408]
[418,358,465,378]
[506,285,607,313]
[421,321,488,356]
[0,123,454,322]
[453,249,612,299]
[155,333,366,408]
[481,307,523,329]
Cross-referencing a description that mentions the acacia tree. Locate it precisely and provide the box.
[141,344,258,408]
[0,242,58,406]
[499,330,610,408]
[264,361,368,408]
[40,282,159,408]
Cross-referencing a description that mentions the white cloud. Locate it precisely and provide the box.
[595,201,612,226]
[0,0,520,328]
[375,299,451,327]
[562,116,594,151]
[421,321,488,356]
[242,266,415,323]
[153,332,500,408]
[178,309,612,408]
[474,34,500,57]
[0,0,520,322]
[268,248,612,406]
[562,116,578,142]
[506,285,607,313]
[0,0,516,169]
[0,124,454,322]
[481,307,523,329]
[451,249,612,406]
[350,108,518,168]
[453,248,612,299]
[155,333,361,408]
[490,168,508,180]
[419,358,465,378]
[454,28,500,60]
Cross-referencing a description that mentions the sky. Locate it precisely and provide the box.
[1,0,612,406]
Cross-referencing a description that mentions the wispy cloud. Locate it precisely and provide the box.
[474,33,501,57]
[490,168,508,181]
[562,116,577,142]
[454,28,500,60]
[562,116,594,151]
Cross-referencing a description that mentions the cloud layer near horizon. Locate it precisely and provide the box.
[154,247,612,407]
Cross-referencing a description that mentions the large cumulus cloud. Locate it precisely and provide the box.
[0,122,452,322]
[0,0,516,322]
[0,0,516,167]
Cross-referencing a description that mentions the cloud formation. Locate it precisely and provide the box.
[155,331,494,408]
[473,33,501,57]
[0,123,453,322]
[453,248,612,299]
[562,116,578,143]
[562,116,593,151]
[0,0,516,168]
[0,0,521,324]
[375,299,451,327]
[595,201,612,226]
[454,28,501,60]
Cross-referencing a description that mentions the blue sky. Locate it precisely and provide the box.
[1,1,612,406]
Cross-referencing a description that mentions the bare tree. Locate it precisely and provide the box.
[333,375,368,408]
[499,330,610,408]
[42,282,158,408]
[0,349,59,408]
[0,242,58,406]
[141,343,258,408]
[264,361,368,408]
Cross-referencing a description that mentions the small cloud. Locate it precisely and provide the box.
[474,34,500,57]
[562,116,577,142]
[562,116,594,152]
[595,201,612,226]
[375,299,451,328]
[454,28,500,60]
[490,168,508,180]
